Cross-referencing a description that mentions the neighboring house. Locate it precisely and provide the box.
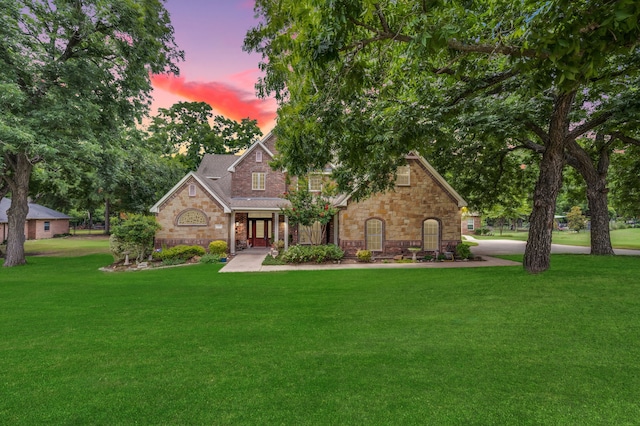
[0,198,71,242]
[462,212,482,235]
[151,133,467,257]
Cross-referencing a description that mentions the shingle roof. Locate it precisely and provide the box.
[0,198,71,223]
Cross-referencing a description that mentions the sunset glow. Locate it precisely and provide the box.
[151,74,276,131]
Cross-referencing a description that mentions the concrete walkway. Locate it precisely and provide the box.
[219,247,520,273]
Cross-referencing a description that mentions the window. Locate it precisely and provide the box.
[256,150,263,162]
[423,219,440,251]
[366,219,383,251]
[396,165,410,186]
[44,221,50,231]
[177,209,207,226]
[188,184,196,197]
[467,218,475,231]
[252,172,265,190]
[308,174,323,192]
[299,221,322,245]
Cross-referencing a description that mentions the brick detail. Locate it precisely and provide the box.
[231,148,287,197]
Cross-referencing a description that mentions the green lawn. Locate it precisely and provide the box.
[22,235,111,257]
[1,254,639,424]
[475,227,640,250]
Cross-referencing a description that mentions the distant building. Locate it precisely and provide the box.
[0,198,70,241]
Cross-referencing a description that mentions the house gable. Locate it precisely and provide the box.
[228,140,287,198]
[338,156,465,254]
[150,172,231,214]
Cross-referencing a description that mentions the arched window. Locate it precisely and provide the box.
[366,218,383,251]
[176,209,208,226]
[423,219,440,251]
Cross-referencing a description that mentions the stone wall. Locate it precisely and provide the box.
[231,147,287,198]
[339,159,462,256]
[154,177,229,249]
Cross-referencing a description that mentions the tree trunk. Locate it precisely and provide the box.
[104,198,111,234]
[4,154,33,267]
[524,91,575,274]
[587,178,614,255]
[566,137,614,255]
[523,143,564,273]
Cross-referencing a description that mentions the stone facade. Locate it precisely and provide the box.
[338,159,462,256]
[154,177,229,249]
[151,134,465,256]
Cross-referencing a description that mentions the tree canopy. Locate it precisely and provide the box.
[0,0,183,266]
[148,101,262,170]
[245,0,640,273]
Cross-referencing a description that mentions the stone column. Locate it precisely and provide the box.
[284,215,289,251]
[333,211,339,247]
[230,211,236,255]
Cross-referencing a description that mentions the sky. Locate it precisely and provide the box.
[150,0,277,133]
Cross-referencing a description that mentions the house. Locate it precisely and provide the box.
[462,211,482,235]
[0,198,71,242]
[150,133,467,257]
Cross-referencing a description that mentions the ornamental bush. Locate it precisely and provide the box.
[455,243,472,259]
[281,244,344,264]
[110,215,161,263]
[208,240,228,255]
[153,245,205,262]
[356,249,372,262]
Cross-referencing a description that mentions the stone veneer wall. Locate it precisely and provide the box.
[154,177,229,249]
[339,159,462,256]
[231,147,287,198]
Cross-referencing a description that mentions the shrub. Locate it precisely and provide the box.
[281,244,345,264]
[110,215,160,263]
[109,234,140,263]
[154,245,205,262]
[199,253,221,264]
[455,243,472,259]
[474,229,483,236]
[208,240,228,255]
[356,249,372,262]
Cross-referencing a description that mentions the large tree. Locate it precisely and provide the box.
[0,0,182,266]
[245,0,640,273]
[148,101,262,170]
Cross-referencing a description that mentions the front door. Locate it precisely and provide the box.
[249,219,271,247]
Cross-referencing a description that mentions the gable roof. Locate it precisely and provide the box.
[149,163,235,214]
[334,153,467,208]
[0,198,71,223]
[226,135,275,173]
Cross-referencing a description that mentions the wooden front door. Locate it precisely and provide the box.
[249,219,271,247]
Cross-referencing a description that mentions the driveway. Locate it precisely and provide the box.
[465,236,640,256]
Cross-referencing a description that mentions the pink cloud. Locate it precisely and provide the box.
[151,74,276,131]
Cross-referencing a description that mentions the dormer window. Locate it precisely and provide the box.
[308,174,323,192]
[256,150,263,163]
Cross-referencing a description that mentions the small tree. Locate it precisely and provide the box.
[567,206,588,233]
[281,178,338,245]
[110,215,161,263]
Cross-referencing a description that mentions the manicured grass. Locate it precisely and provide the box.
[22,235,111,257]
[1,254,639,424]
[475,227,640,250]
